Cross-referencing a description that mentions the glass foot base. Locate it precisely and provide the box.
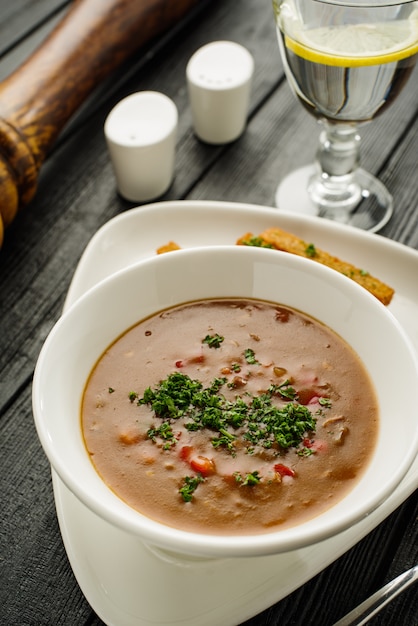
[275,165,393,233]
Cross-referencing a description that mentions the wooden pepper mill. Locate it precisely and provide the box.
[0,0,203,246]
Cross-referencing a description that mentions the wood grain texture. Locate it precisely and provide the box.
[0,0,204,235]
[0,0,68,57]
[0,0,276,416]
[245,492,418,625]
[0,0,417,624]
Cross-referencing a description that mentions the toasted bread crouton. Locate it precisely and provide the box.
[156,241,181,254]
[237,228,394,305]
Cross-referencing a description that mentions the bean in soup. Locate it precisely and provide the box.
[81,298,378,535]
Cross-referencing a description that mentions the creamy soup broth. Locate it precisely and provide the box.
[81,299,378,535]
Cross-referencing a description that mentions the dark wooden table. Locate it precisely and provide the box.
[1,1,417,625]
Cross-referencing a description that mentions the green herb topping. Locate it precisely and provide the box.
[202,333,224,349]
[297,446,315,457]
[318,397,332,408]
[305,243,317,258]
[147,422,176,449]
[129,330,331,503]
[244,348,260,365]
[179,475,205,502]
[134,372,316,454]
[242,471,261,486]
[241,236,273,249]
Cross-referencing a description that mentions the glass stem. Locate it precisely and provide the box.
[308,122,363,221]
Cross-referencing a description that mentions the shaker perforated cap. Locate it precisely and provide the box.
[104,91,178,203]
[186,41,254,144]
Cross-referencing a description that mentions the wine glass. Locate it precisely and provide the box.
[272,0,418,232]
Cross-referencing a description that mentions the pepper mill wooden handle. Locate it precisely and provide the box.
[0,0,201,246]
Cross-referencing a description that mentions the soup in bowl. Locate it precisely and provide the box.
[32,246,418,558]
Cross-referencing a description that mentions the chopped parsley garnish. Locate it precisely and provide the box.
[179,475,205,502]
[138,372,202,420]
[272,380,297,400]
[305,243,317,258]
[212,431,236,452]
[129,353,324,502]
[233,471,261,485]
[108,387,115,394]
[242,471,261,486]
[244,348,259,365]
[297,446,315,457]
[241,236,273,249]
[147,422,175,448]
[202,333,224,349]
[242,399,315,449]
[134,372,316,454]
[318,397,332,408]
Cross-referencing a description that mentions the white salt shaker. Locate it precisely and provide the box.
[104,91,178,203]
[186,41,254,145]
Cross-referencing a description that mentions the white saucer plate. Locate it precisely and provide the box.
[55,200,418,626]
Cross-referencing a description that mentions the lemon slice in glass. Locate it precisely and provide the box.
[286,11,418,67]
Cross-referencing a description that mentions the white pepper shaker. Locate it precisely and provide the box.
[104,91,178,203]
[186,41,254,145]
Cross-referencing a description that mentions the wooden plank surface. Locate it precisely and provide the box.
[0,0,417,624]
[0,0,69,58]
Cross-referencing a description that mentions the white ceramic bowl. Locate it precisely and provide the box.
[32,246,418,558]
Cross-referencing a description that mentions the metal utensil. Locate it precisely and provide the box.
[333,565,418,625]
